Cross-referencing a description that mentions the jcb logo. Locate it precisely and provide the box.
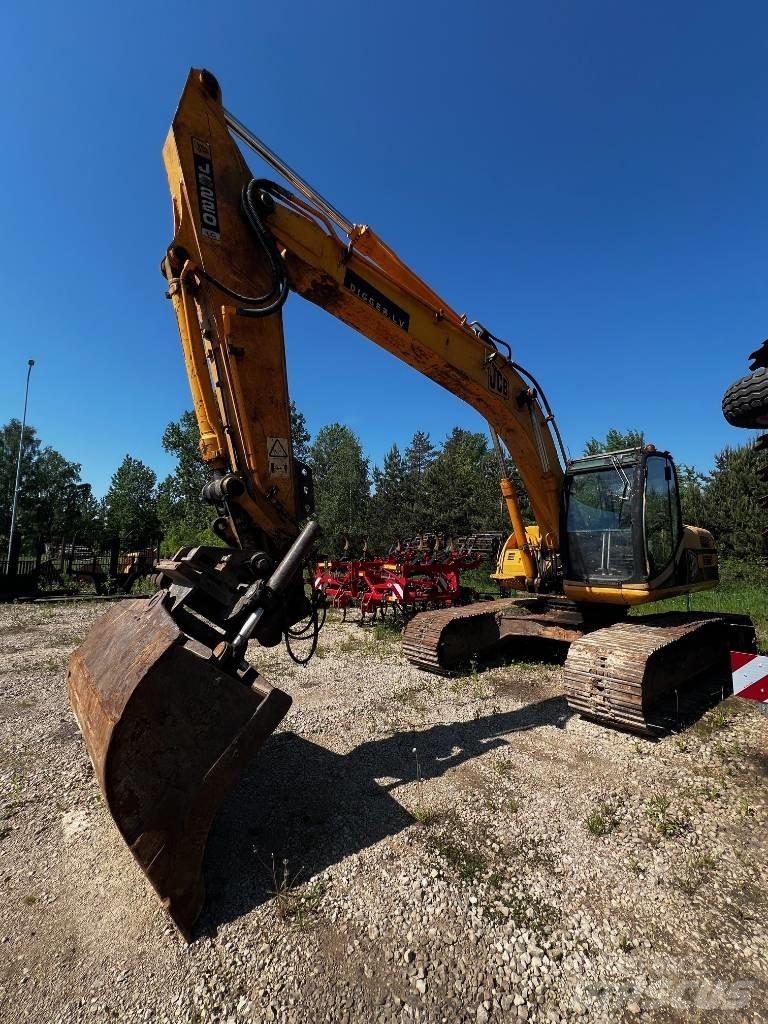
[487,365,509,400]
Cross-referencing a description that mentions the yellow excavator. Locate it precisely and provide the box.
[68,69,751,938]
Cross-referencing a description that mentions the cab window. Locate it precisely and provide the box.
[645,456,680,575]
[565,465,636,581]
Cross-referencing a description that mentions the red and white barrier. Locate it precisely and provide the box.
[731,652,768,706]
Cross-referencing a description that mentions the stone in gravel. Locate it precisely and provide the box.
[627,1001,641,1014]
[476,1007,489,1024]
[404,949,416,963]
[415,979,427,995]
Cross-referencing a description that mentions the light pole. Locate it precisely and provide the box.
[7,359,35,566]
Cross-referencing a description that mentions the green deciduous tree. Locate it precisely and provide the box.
[157,410,216,553]
[699,442,765,559]
[583,428,645,456]
[0,419,99,549]
[677,463,708,528]
[290,401,311,462]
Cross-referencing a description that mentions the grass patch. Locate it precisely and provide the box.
[372,620,402,643]
[451,666,492,701]
[690,701,735,742]
[459,560,501,597]
[676,852,718,893]
[432,836,487,882]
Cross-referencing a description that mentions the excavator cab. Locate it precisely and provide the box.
[562,446,719,605]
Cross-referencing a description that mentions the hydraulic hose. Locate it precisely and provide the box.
[196,178,289,317]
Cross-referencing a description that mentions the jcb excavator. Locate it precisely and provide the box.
[68,69,751,938]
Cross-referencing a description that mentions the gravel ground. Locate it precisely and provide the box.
[0,600,766,1024]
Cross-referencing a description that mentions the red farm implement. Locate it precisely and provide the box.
[313,549,481,622]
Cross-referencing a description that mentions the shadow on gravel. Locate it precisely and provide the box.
[200,695,572,934]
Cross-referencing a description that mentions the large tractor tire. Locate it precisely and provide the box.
[722,366,768,429]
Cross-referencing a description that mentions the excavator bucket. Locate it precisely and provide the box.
[67,593,291,938]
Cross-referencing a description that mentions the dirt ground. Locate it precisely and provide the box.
[1,600,766,1024]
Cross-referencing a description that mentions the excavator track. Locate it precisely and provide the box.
[404,602,745,736]
[402,598,522,670]
[563,613,733,735]
[402,596,614,671]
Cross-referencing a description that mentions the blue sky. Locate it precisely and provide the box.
[1,1,766,496]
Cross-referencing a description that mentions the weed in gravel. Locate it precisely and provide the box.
[584,803,617,837]
[494,758,514,775]
[411,804,446,826]
[691,702,734,742]
[22,894,36,905]
[737,796,756,817]
[618,933,633,952]
[269,856,326,929]
[626,855,643,877]
[451,658,492,701]
[486,889,559,931]
[432,836,487,882]
[676,851,718,893]
[645,794,687,837]
[395,685,428,712]
[313,646,328,660]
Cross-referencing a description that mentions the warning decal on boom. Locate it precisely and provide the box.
[267,437,290,477]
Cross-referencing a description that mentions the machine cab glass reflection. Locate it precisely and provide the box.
[563,448,682,585]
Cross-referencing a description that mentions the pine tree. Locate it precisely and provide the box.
[369,444,409,551]
[310,424,370,556]
[402,431,436,536]
[104,456,159,546]
[423,429,501,539]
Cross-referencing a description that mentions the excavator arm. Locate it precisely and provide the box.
[161,68,565,582]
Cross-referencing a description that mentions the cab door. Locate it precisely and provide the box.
[643,453,683,584]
